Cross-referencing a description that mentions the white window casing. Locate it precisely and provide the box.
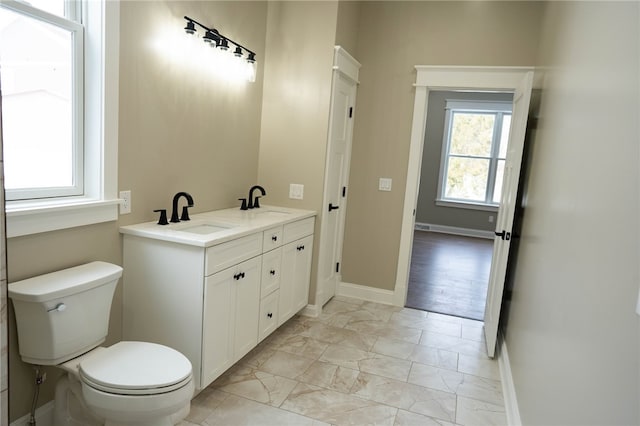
[3,0,120,237]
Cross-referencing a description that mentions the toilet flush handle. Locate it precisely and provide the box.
[47,303,66,313]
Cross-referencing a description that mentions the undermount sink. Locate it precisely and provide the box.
[177,223,233,235]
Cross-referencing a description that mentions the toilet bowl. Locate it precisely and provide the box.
[58,342,194,426]
[8,262,194,425]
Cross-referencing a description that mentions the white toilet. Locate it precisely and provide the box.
[8,261,194,426]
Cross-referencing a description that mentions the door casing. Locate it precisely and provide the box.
[395,66,537,353]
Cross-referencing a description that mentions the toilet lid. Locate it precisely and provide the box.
[79,341,192,395]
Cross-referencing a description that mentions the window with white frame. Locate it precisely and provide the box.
[0,0,119,237]
[437,100,512,208]
[0,0,84,200]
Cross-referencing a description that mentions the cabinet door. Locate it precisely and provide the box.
[202,269,234,387]
[279,235,314,325]
[233,256,261,360]
[292,235,313,313]
[202,256,261,387]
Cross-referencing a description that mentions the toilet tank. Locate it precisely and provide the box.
[8,261,123,365]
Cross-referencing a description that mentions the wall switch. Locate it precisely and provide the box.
[379,178,392,191]
[119,190,131,214]
[289,184,304,200]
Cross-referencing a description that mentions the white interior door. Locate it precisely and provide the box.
[483,71,533,357]
[317,47,359,307]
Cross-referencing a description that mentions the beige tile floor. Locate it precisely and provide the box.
[179,296,506,426]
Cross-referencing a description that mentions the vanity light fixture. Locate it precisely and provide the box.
[183,16,256,82]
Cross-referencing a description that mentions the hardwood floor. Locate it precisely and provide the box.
[406,231,493,320]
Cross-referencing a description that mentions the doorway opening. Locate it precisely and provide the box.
[395,66,534,357]
[405,90,513,320]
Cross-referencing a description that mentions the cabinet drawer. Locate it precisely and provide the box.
[261,247,281,297]
[205,233,262,276]
[258,290,279,342]
[262,226,283,252]
[283,217,315,244]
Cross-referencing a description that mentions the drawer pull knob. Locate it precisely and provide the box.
[233,272,246,280]
[267,313,273,318]
[272,235,278,242]
[297,245,305,251]
[270,269,276,276]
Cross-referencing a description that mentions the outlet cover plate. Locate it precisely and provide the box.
[119,190,131,214]
[379,178,392,191]
[289,184,304,200]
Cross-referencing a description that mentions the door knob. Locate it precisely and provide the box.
[328,203,339,212]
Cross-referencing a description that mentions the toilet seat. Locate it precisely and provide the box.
[79,341,192,396]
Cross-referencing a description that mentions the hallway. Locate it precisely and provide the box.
[180,296,503,425]
[407,231,494,320]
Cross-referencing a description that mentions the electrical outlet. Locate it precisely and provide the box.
[379,178,392,191]
[119,190,131,214]
[289,184,304,200]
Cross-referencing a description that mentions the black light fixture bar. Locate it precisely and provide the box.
[183,16,256,60]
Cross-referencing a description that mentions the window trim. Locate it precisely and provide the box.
[4,0,120,237]
[436,99,512,211]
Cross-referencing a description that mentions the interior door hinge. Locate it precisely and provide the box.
[342,186,346,197]
[336,262,340,273]
[349,107,353,118]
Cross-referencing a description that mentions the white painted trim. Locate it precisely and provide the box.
[414,223,494,239]
[394,66,537,309]
[499,336,522,426]
[337,282,395,306]
[4,0,120,237]
[434,199,499,212]
[333,46,361,84]
[10,400,53,426]
[299,303,321,318]
[6,199,120,238]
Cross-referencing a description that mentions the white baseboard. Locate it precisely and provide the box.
[299,303,321,318]
[498,336,522,426]
[415,222,494,239]
[337,282,395,305]
[10,400,53,426]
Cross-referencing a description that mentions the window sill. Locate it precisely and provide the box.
[435,199,499,212]
[6,198,121,238]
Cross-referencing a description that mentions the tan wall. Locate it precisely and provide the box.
[118,0,267,226]
[342,1,544,291]
[504,2,640,424]
[257,1,338,304]
[7,1,267,421]
[335,0,361,54]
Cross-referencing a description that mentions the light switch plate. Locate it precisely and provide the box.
[289,184,304,200]
[379,178,392,192]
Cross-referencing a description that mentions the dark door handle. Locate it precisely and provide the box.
[495,230,511,241]
[328,203,339,212]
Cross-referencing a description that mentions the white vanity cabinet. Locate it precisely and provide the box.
[258,226,283,342]
[202,256,261,386]
[279,219,315,325]
[121,209,315,391]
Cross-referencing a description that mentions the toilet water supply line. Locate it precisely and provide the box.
[28,366,46,426]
